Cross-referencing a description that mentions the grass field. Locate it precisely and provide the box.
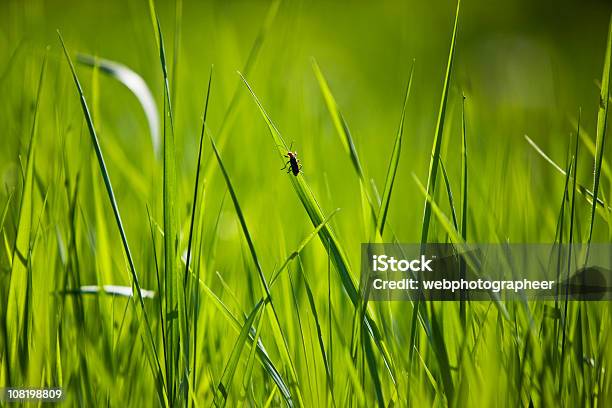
[1,0,612,406]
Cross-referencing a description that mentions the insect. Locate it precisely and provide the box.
[280,143,303,176]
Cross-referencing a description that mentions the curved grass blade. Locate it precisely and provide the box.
[377,62,414,235]
[77,54,160,156]
[421,0,461,244]
[57,285,155,298]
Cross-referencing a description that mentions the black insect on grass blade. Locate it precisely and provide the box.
[377,62,415,236]
[421,0,461,245]
[586,15,612,258]
[210,133,304,407]
[239,72,398,394]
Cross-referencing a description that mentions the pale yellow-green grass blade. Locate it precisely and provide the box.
[77,54,160,156]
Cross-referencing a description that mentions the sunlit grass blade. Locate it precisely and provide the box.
[377,62,414,235]
[421,0,461,244]
[77,54,160,156]
[57,285,155,298]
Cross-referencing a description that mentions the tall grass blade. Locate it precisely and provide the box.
[421,0,461,244]
[58,32,167,404]
[377,62,414,235]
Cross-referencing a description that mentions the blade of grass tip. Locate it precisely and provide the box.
[524,135,611,212]
[560,111,580,395]
[215,299,264,407]
[6,51,46,377]
[421,0,461,244]
[239,72,397,391]
[377,61,414,235]
[269,208,341,287]
[57,32,167,402]
[77,54,160,157]
[440,159,459,231]
[586,15,612,262]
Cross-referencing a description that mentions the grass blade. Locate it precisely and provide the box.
[215,299,264,406]
[377,62,414,235]
[58,32,166,403]
[421,0,461,244]
[586,15,612,253]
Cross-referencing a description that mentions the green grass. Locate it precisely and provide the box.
[1,0,612,406]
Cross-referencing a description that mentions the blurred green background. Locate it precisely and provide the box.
[1,0,611,406]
